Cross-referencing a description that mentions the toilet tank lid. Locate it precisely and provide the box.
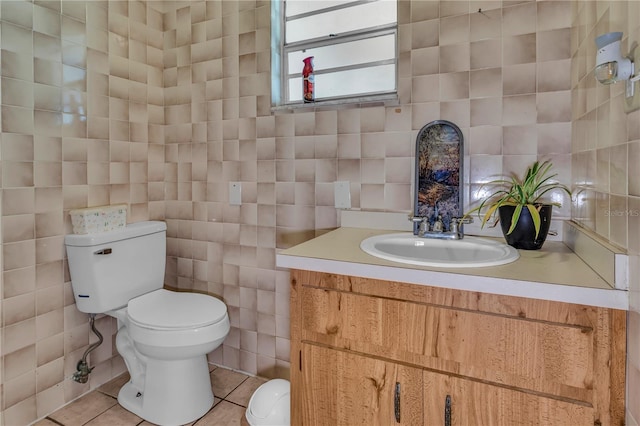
[65,221,167,247]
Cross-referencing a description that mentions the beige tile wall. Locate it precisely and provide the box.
[571,2,640,424]
[160,0,291,379]
[0,1,163,424]
[0,0,579,424]
[571,0,640,248]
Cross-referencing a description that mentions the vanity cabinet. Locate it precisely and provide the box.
[290,270,626,426]
[299,344,422,425]
[423,371,594,425]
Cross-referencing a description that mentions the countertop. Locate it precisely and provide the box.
[276,227,629,310]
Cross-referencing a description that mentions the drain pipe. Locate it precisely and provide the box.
[73,314,104,383]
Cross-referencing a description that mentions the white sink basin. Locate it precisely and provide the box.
[360,233,519,268]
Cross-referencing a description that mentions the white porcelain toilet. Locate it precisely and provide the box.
[65,221,230,426]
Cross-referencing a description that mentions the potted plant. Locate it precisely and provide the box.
[466,160,572,250]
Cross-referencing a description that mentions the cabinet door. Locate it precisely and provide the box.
[299,344,423,426]
[424,372,595,426]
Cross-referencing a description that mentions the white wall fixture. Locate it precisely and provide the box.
[595,32,633,84]
[595,32,640,112]
[229,182,242,205]
[334,181,351,209]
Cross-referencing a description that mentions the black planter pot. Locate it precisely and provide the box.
[498,204,553,250]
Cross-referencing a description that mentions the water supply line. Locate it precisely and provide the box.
[73,314,103,383]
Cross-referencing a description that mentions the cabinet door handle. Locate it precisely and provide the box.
[394,382,401,423]
[444,394,451,426]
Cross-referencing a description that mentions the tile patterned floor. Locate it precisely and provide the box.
[33,366,265,426]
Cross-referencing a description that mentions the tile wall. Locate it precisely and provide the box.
[570,2,640,424]
[0,1,163,424]
[0,0,582,424]
[159,0,293,380]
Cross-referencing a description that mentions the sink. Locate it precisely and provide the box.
[360,233,519,268]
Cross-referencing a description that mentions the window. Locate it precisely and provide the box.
[272,0,398,106]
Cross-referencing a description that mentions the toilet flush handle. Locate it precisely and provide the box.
[94,248,112,255]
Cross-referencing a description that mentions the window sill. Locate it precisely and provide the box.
[271,93,399,113]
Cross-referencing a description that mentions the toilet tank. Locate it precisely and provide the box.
[65,221,167,314]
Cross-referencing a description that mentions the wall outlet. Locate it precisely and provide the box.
[334,181,351,209]
[229,182,241,205]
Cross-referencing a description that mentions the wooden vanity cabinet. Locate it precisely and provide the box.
[290,270,626,426]
[299,344,422,425]
[423,371,595,425]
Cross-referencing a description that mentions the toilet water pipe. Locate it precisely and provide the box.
[73,314,104,384]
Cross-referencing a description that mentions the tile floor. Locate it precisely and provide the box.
[33,366,264,426]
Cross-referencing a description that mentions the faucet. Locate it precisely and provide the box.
[409,206,473,240]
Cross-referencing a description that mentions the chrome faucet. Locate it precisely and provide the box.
[409,215,473,240]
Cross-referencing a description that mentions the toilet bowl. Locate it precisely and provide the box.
[126,289,229,357]
[65,221,230,426]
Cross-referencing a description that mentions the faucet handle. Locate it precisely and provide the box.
[408,215,430,235]
[452,216,473,225]
[450,216,472,239]
[408,215,425,223]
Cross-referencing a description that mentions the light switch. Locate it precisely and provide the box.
[229,182,241,205]
[334,181,351,209]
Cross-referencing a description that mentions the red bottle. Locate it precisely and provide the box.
[302,56,314,103]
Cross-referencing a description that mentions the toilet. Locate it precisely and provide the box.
[65,221,230,426]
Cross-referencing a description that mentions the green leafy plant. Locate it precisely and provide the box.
[465,160,572,238]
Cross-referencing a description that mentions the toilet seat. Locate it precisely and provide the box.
[128,289,227,330]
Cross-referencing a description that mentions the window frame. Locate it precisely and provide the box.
[272,0,399,108]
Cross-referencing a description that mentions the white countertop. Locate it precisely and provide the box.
[276,227,629,310]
